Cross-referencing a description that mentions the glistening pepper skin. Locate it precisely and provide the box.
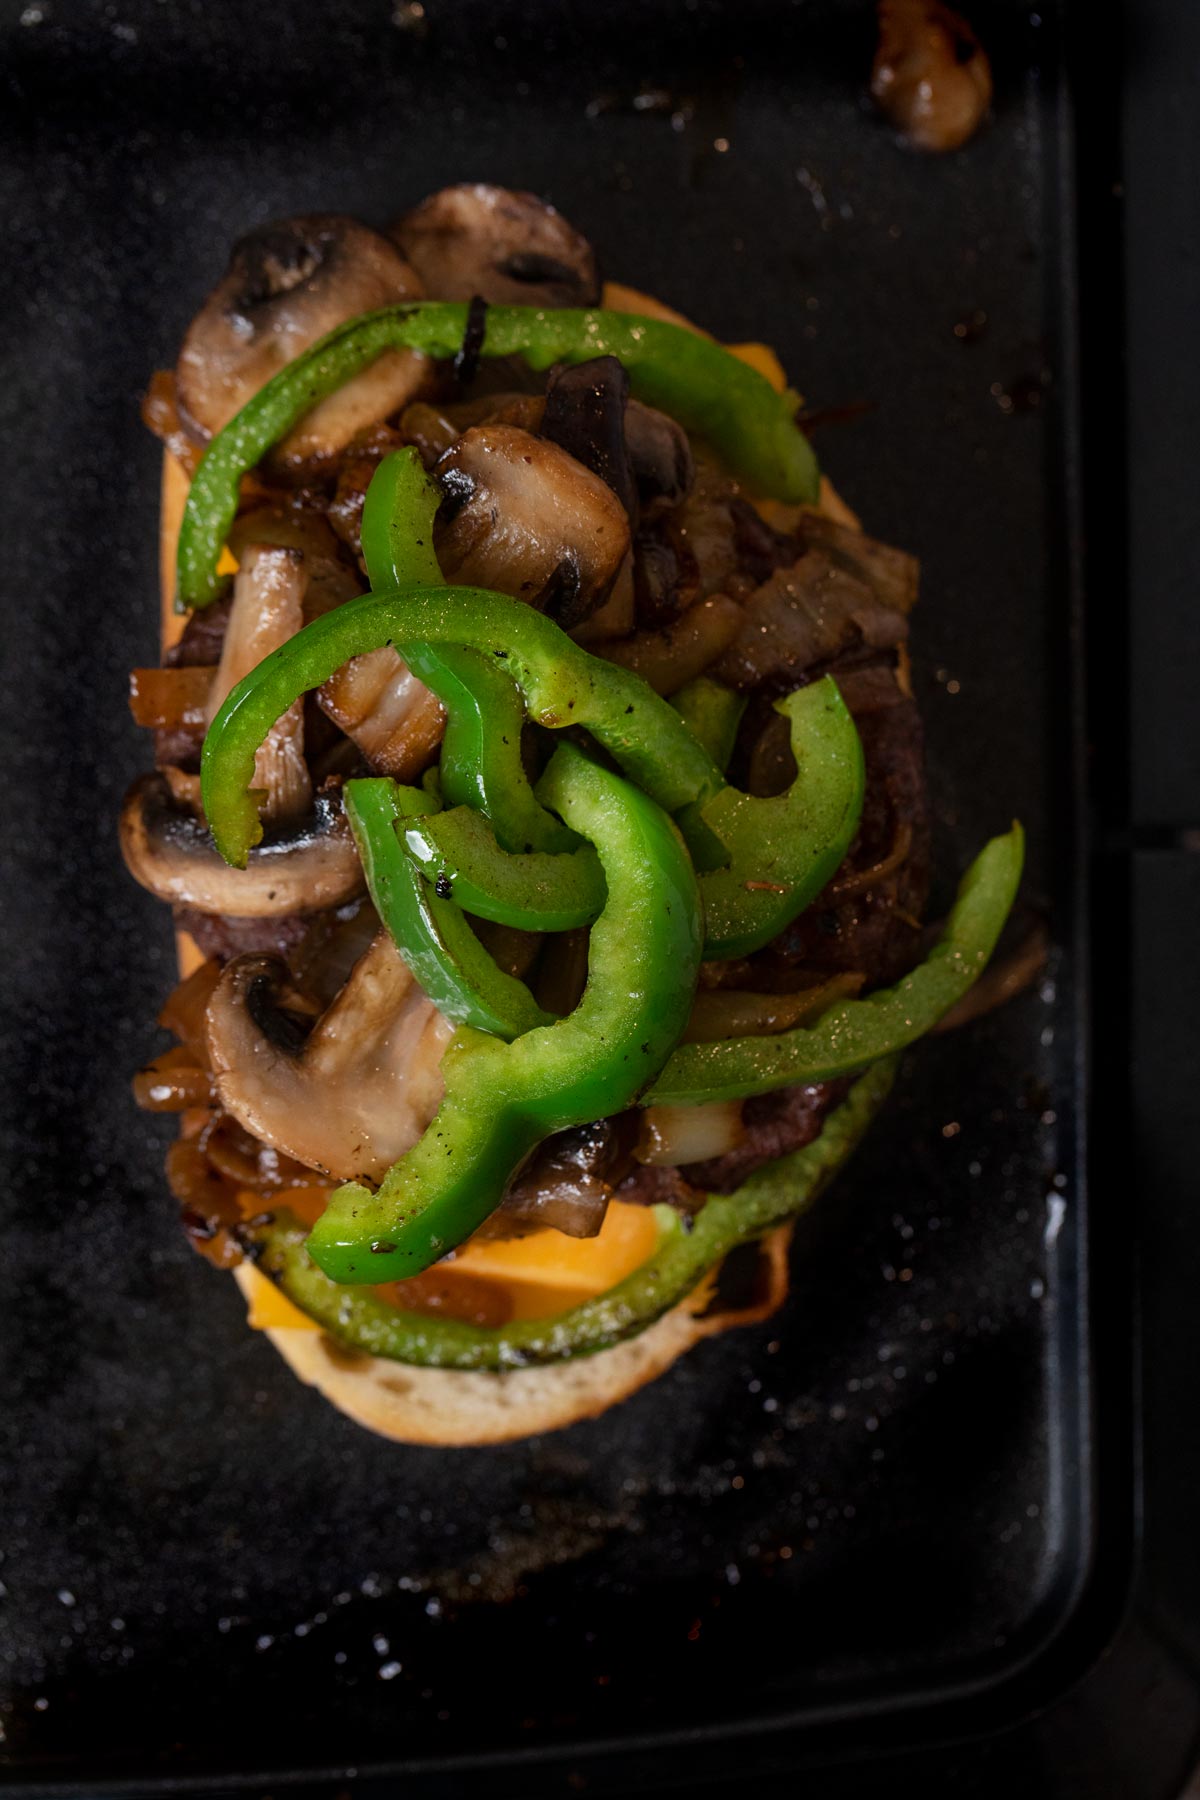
[304,739,703,1283]
[670,675,747,772]
[360,449,574,855]
[402,803,605,934]
[177,303,819,609]
[397,674,865,959]
[647,824,1025,1105]
[343,777,554,1040]
[686,675,865,959]
[201,584,724,869]
[256,1059,896,1368]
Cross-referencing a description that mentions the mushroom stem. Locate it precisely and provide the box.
[208,543,312,824]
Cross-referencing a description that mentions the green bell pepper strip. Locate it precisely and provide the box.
[647,823,1025,1105]
[304,738,704,1284]
[254,1057,896,1369]
[343,777,554,1040]
[397,673,863,958]
[670,675,747,772]
[359,449,574,854]
[694,676,864,960]
[396,673,745,935]
[177,303,819,610]
[402,802,605,933]
[201,584,724,869]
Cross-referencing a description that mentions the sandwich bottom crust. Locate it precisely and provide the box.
[234,1226,793,1445]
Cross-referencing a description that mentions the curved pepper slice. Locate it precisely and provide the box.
[256,1058,896,1368]
[394,674,744,935]
[647,824,1025,1105]
[304,739,703,1284]
[360,449,574,854]
[403,803,604,934]
[178,303,819,609]
[397,673,863,959]
[343,776,553,1040]
[693,676,864,960]
[201,584,724,869]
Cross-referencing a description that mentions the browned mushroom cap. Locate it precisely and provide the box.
[391,184,600,307]
[434,424,631,629]
[175,215,428,465]
[624,398,695,519]
[205,931,453,1180]
[119,772,365,917]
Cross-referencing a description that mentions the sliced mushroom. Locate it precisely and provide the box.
[287,898,383,1010]
[205,930,454,1181]
[317,645,446,781]
[625,397,695,521]
[119,773,365,917]
[540,356,637,516]
[392,184,599,308]
[176,215,428,466]
[225,504,362,617]
[434,424,631,629]
[871,0,993,153]
[207,544,311,824]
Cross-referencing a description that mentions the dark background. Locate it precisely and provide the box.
[0,0,1196,1794]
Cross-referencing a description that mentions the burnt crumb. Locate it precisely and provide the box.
[991,369,1052,415]
[953,308,988,344]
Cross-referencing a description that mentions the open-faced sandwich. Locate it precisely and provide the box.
[122,185,1022,1445]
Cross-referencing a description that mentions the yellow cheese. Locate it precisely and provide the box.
[602,280,707,335]
[448,1200,660,1296]
[243,1266,320,1332]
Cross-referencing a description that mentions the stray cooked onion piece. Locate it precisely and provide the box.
[871,0,993,154]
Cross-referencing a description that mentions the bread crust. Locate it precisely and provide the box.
[233,1230,790,1444]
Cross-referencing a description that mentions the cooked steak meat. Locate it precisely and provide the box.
[749,663,930,990]
[713,549,909,694]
